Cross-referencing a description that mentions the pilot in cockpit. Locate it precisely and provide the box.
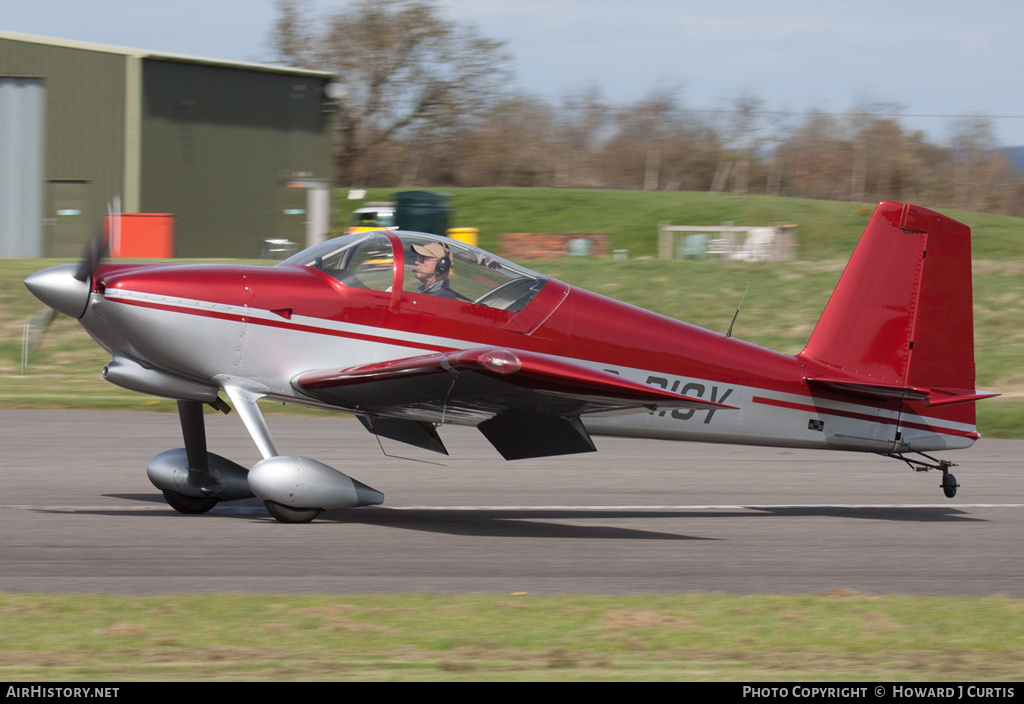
[410,242,469,301]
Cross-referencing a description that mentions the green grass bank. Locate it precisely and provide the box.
[1,592,1022,681]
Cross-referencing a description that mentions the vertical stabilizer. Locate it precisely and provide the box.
[800,202,977,399]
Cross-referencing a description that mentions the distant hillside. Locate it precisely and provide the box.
[337,188,1024,262]
[1003,146,1024,170]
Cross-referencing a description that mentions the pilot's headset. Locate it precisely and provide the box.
[436,244,453,276]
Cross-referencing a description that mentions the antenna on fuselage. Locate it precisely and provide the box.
[725,279,752,338]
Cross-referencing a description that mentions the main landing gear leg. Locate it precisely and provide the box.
[888,452,959,498]
[162,400,219,514]
[147,399,252,512]
[220,385,325,523]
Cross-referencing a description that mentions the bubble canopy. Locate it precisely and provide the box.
[279,231,548,312]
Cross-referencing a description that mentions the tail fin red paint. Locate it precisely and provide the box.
[799,202,983,423]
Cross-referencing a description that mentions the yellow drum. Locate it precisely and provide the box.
[447,228,479,246]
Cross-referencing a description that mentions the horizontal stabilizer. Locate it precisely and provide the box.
[806,378,999,407]
[924,392,1001,408]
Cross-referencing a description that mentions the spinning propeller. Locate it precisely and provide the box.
[21,198,120,372]
[74,196,118,284]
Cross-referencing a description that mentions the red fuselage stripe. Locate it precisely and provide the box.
[752,396,978,439]
[106,296,456,353]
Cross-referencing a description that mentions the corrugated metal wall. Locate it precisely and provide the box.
[140,59,331,257]
[0,36,127,256]
[0,78,45,257]
[1,34,332,258]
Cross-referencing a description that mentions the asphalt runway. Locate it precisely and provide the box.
[1,409,1021,596]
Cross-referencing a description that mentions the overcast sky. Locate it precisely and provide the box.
[5,0,1024,145]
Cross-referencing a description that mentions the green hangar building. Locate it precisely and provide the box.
[0,31,334,258]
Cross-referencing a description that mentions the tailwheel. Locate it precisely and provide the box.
[265,501,322,524]
[162,489,219,515]
[887,452,960,498]
[941,472,959,499]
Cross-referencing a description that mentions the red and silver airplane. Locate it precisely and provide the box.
[24,201,996,522]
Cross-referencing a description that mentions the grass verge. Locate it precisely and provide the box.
[1,592,1022,681]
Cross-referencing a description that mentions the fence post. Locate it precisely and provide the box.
[658,221,672,260]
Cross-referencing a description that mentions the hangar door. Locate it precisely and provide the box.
[0,77,45,257]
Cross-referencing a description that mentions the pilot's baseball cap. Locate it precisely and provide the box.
[410,242,448,260]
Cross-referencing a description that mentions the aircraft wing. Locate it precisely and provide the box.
[293,346,734,459]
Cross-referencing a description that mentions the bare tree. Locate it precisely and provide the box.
[774,112,854,201]
[844,102,907,202]
[451,94,559,187]
[599,87,682,190]
[268,0,513,185]
[949,116,1014,212]
[722,92,765,195]
[267,0,320,70]
[267,8,1023,214]
[555,86,609,188]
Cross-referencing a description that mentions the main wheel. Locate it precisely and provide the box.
[162,489,218,515]
[265,501,322,524]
